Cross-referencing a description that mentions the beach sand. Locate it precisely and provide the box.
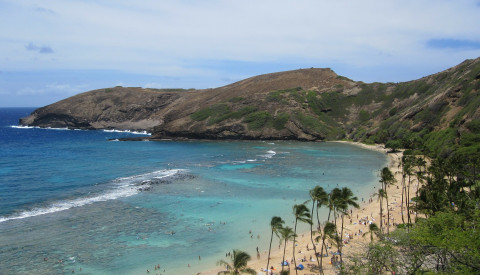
[201,141,412,275]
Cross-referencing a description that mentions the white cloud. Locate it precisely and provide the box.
[0,0,479,105]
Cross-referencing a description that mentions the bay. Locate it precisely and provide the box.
[0,108,387,274]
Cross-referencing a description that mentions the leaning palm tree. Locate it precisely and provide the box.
[217,249,256,275]
[279,226,296,274]
[363,222,380,243]
[310,186,328,233]
[266,216,284,273]
[292,203,312,275]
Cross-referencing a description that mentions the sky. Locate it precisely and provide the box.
[1,0,480,107]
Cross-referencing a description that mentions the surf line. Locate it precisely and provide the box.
[0,169,185,223]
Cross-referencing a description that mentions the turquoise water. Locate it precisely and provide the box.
[0,108,387,274]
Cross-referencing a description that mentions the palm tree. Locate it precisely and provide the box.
[292,203,311,275]
[217,249,256,275]
[266,216,284,273]
[363,223,380,243]
[279,226,296,273]
[336,187,359,263]
[319,187,340,273]
[414,156,426,221]
[400,155,412,225]
[310,186,328,232]
[374,188,387,235]
[380,167,396,235]
[315,221,339,274]
[309,186,328,272]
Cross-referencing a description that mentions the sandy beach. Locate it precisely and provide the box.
[201,141,411,275]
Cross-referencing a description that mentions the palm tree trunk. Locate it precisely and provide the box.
[401,175,406,224]
[316,201,321,232]
[281,238,287,273]
[266,229,273,274]
[310,201,321,273]
[386,193,390,235]
[407,175,411,225]
[379,194,383,235]
[293,219,298,275]
[415,183,419,220]
[339,214,345,265]
[319,207,332,274]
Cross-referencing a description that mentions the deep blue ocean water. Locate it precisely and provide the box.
[0,107,387,275]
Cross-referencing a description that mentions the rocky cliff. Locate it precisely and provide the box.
[20,57,480,146]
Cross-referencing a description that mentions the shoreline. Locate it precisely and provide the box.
[201,141,405,275]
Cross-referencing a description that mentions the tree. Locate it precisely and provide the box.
[266,216,284,274]
[374,188,387,235]
[402,155,415,225]
[319,188,340,272]
[400,155,414,225]
[380,167,396,235]
[279,226,296,274]
[337,187,360,262]
[343,242,400,274]
[217,249,256,275]
[363,223,380,243]
[385,139,402,153]
[292,203,311,275]
[309,186,328,273]
[409,211,480,273]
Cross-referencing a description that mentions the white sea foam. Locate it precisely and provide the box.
[259,150,276,159]
[45,127,69,130]
[10,125,151,135]
[10,125,39,129]
[103,129,151,135]
[0,169,185,223]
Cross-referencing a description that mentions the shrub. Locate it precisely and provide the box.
[191,108,214,121]
[272,113,289,130]
[359,110,370,122]
[243,111,272,130]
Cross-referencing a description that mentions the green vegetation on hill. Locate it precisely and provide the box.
[188,57,480,146]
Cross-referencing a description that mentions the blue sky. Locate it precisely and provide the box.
[1,0,480,107]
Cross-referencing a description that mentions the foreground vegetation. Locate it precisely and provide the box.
[344,149,480,274]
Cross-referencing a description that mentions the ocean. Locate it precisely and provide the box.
[0,107,387,275]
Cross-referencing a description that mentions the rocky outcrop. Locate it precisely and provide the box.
[20,87,189,131]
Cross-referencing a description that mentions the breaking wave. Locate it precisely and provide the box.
[0,169,186,223]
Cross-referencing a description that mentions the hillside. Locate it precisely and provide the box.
[20,57,480,156]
